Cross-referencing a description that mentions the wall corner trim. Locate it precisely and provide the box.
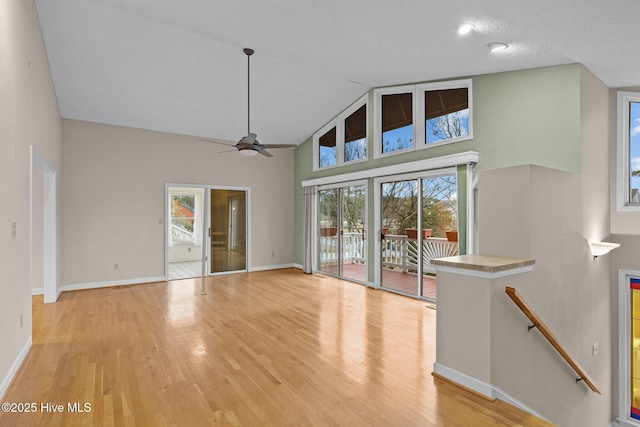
[0,336,32,400]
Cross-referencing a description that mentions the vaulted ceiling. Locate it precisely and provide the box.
[36,0,640,146]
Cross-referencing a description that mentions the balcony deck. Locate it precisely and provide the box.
[320,263,437,300]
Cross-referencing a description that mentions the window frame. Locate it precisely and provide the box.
[617,91,640,211]
[313,94,368,171]
[417,79,473,150]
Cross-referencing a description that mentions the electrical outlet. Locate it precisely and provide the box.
[12,222,16,239]
[272,251,275,257]
[592,342,599,357]
[114,263,119,270]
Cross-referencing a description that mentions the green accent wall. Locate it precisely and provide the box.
[294,64,582,267]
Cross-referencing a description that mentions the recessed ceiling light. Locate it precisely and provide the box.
[457,23,475,35]
[486,42,508,53]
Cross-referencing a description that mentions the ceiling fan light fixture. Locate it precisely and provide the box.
[457,23,475,35]
[239,148,258,157]
[487,42,508,53]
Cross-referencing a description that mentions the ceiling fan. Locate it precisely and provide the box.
[199,48,297,157]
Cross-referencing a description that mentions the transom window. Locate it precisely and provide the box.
[314,95,368,170]
[318,122,337,168]
[420,84,470,145]
[344,103,367,162]
[381,91,414,154]
[617,92,640,210]
[375,79,472,159]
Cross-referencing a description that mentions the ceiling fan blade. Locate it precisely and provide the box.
[261,144,298,149]
[198,138,236,147]
[218,149,237,154]
[258,149,273,157]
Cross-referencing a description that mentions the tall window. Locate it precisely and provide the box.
[617,92,640,210]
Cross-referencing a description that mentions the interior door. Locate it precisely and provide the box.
[167,186,205,280]
[210,189,247,273]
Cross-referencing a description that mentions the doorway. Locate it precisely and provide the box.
[209,189,247,274]
[31,147,57,303]
[166,185,249,279]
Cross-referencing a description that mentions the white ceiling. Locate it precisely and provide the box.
[35,0,640,146]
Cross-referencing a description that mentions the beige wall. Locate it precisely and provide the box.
[61,119,295,286]
[475,69,611,427]
[610,85,640,235]
[0,0,62,396]
[480,165,610,427]
[32,166,45,291]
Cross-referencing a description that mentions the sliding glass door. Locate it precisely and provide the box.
[318,182,367,283]
[378,170,458,300]
[210,189,247,273]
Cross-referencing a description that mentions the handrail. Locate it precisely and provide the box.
[505,286,601,394]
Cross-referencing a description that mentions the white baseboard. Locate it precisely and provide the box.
[433,362,494,398]
[250,263,295,272]
[292,263,303,270]
[61,276,166,293]
[32,287,44,295]
[432,362,550,422]
[492,385,550,421]
[0,336,32,400]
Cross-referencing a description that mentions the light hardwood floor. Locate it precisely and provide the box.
[0,269,553,426]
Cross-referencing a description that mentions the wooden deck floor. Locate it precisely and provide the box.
[0,269,553,426]
[321,263,438,300]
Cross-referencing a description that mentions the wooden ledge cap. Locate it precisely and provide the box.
[431,254,535,273]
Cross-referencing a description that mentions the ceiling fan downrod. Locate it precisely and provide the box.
[244,48,254,136]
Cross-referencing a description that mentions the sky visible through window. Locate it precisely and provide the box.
[631,102,640,203]
[383,125,414,153]
[382,111,470,153]
[426,110,470,144]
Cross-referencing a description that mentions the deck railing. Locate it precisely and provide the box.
[320,233,458,273]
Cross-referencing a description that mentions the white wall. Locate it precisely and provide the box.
[0,0,62,398]
[61,119,295,286]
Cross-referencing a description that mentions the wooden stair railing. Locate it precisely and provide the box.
[505,286,601,394]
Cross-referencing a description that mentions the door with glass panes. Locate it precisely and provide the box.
[318,183,366,282]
